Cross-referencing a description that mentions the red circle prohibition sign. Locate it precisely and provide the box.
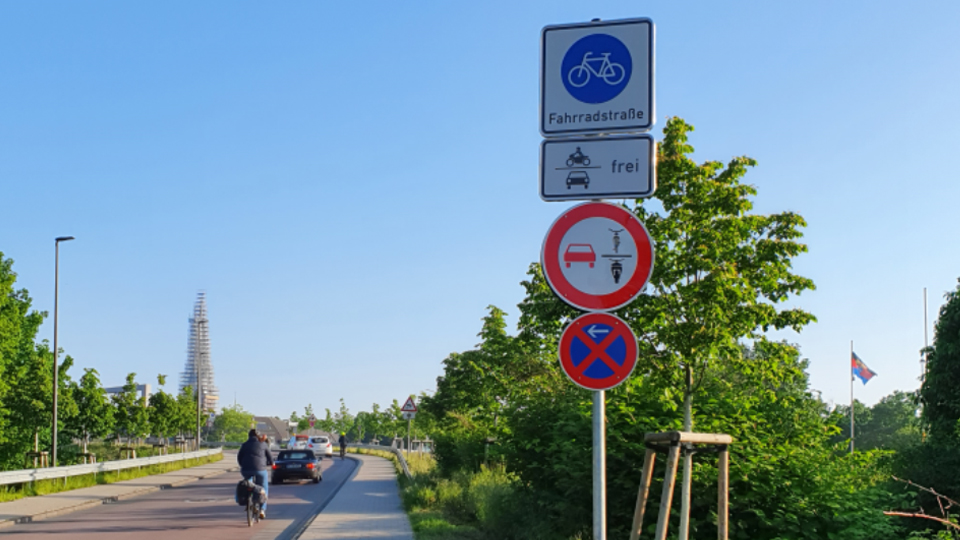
[542,202,655,312]
[559,312,638,391]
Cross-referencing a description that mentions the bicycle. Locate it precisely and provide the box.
[567,52,625,88]
[340,445,346,459]
[242,476,264,527]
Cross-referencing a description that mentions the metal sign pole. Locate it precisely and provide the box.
[594,390,607,540]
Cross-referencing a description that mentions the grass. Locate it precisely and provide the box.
[347,447,486,540]
[0,452,222,503]
[407,508,486,540]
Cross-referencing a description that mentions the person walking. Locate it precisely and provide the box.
[238,429,274,519]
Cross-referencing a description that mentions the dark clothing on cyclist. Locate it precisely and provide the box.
[238,434,274,471]
[239,434,273,513]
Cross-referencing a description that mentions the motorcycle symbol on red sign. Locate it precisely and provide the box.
[542,202,654,312]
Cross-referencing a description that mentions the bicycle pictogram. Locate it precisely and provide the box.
[567,52,626,88]
[560,33,632,105]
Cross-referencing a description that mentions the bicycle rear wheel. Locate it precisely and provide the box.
[247,498,254,527]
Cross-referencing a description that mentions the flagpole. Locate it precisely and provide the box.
[850,340,854,455]
[923,287,929,384]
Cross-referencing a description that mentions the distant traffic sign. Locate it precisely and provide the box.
[541,202,654,311]
[559,312,637,390]
[309,414,316,428]
[541,18,654,137]
[401,397,418,413]
[402,411,416,420]
[540,135,656,201]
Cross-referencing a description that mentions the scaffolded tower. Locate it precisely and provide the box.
[179,292,218,413]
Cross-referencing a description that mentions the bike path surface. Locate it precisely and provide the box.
[0,452,240,529]
[1,455,356,540]
[299,453,413,540]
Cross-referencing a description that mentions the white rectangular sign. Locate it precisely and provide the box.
[540,18,654,137]
[540,135,656,201]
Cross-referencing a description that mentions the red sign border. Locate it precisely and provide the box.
[541,202,655,311]
[401,397,418,413]
[558,312,638,391]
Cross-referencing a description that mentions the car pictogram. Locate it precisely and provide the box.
[566,171,590,189]
[564,243,596,268]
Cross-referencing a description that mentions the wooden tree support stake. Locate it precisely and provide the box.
[629,431,733,540]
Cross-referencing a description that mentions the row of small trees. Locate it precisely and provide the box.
[0,252,210,470]
[289,397,435,444]
[71,371,201,453]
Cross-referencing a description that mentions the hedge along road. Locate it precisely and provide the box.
[5,455,357,540]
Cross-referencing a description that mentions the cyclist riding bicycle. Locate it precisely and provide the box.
[238,429,273,519]
[338,432,347,459]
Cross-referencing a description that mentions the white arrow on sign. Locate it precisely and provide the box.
[587,325,610,339]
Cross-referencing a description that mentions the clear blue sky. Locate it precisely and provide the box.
[2,1,958,418]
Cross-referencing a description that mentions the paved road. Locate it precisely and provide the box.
[3,456,358,540]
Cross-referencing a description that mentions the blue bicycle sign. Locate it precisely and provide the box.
[568,53,626,88]
[561,33,632,104]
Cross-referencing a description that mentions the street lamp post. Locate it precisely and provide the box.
[53,236,75,468]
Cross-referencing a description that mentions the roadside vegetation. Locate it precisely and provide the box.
[332,119,960,539]
[0,254,257,472]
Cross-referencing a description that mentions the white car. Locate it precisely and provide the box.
[306,436,333,458]
[286,435,309,450]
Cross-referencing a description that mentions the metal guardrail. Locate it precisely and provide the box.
[353,443,412,480]
[0,448,222,487]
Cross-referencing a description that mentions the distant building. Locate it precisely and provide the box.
[104,383,152,402]
[255,417,291,445]
[179,293,219,413]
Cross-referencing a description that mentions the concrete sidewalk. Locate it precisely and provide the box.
[0,452,239,528]
[299,454,413,540]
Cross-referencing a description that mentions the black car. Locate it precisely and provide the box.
[272,450,322,484]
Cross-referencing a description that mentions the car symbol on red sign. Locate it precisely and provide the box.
[559,312,638,391]
[542,201,654,312]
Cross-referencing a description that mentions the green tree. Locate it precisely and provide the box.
[892,279,960,534]
[6,343,56,458]
[920,280,960,444]
[0,252,43,469]
[421,118,901,540]
[148,374,179,444]
[333,398,353,435]
[112,373,148,444]
[424,306,546,470]
[294,404,314,432]
[175,385,197,439]
[834,392,920,452]
[316,408,335,432]
[213,404,254,443]
[69,368,115,454]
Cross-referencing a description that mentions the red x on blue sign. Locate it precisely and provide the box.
[559,312,638,391]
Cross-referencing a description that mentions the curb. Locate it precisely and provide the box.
[0,462,239,528]
[290,455,362,540]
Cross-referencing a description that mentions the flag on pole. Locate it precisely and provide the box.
[851,351,877,384]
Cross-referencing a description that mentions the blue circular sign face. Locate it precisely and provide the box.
[561,33,632,104]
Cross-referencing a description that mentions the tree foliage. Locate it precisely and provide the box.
[70,368,115,453]
[920,280,960,444]
[213,403,254,443]
[416,118,907,540]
